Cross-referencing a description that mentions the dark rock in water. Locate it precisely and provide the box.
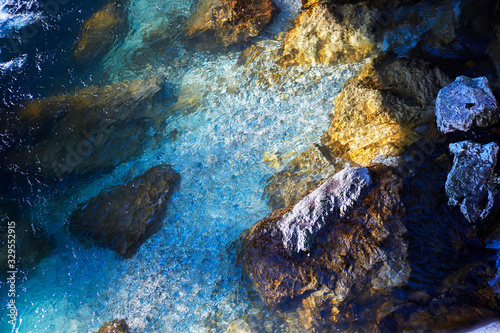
[96,319,129,333]
[0,210,55,274]
[186,0,277,49]
[380,253,500,332]
[446,140,499,223]
[278,167,372,253]
[436,76,499,134]
[488,25,500,89]
[239,165,409,316]
[74,0,129,64]
[69,164,180,258]
[4,77,168,181]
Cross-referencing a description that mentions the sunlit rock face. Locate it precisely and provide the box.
[436,76,499,133]
[4,77,171,180]
[74,0,129,64]
[69,164,180,258]
[186,0,277,49]
[279,2,380,66]
[278,167,372,253]
[96,319,130,333]
[239,165,410,328]
[0,209,55,275]
[323,53,450,166]
[446,141,499,223]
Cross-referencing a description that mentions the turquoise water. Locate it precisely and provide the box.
[0,0,363,331]
[1,0,497,332]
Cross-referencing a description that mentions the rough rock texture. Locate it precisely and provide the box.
[239,165,409,316]
[436,76,499,133]
[69,164,180,258]
[4,77,169,180]
[0,210,55,275]
[446,140,499,223]
[278,167,372,253]
[263,145,338,211]
[324,53,450,166]
[96,319,130,333]
[74,0,129,63]
[380,254,500,332]
[279,3,380,66]
[186,0,277,48]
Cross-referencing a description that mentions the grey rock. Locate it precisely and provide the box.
[445,140,499,223]
[278,167,372,253]
[436,76,498,133]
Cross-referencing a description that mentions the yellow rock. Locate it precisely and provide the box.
[186,0,277,48]
[324,53,450,166]
[279,3,379,67]
[74,0,128,63]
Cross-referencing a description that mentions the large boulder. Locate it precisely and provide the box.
[69,164,180,258]
[74,0,129,64]
[239,165,410,321]
[436,76,499,133]
[186,0,277,49]
[323,53,450,166]
[445,140,499,223]
[4,77,169,180]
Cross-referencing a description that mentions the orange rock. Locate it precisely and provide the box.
[324,53,450,166]
[186,0,277,48]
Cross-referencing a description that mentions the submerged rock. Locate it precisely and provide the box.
[96,319,130,333]
[69,164,180,258]
[240,165,409,315]
[74,0,129,64]
[278,167,372,253]
[5,77,168,180]
[436,76,499,133]
[446,140,499,223]
[186,0,277,48]
[264,145,338,210]
[324,53,449,166]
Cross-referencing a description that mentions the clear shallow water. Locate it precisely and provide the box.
[0,0,363,331]
[1,0,498,331]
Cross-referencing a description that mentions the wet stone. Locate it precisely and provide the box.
[446,140,499,223]
[436,76,499,133]
[278,167,372,253]
[186,0,277,49]
[96,319,130,333]
[239,165,409,315]
[74,0,129,64]
[69,164,180,258]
